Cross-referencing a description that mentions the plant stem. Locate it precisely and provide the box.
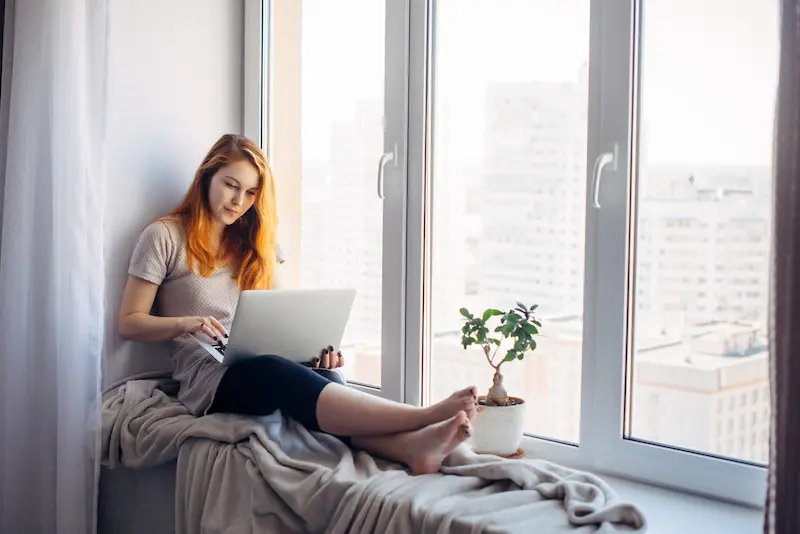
[483,345,499,370]
[490,342,502,366]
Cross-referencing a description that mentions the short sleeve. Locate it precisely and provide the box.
[128,221,176,285]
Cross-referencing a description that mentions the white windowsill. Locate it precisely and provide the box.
[602,474,762,534]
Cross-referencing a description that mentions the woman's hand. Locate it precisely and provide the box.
[179,316,228,343]
[314,345,344,369]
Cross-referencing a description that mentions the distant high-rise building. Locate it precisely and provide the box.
[478,81,588,316]
[635,168,772,331]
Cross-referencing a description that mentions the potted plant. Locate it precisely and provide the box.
[459,302,541,456]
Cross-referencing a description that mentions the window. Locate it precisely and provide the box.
[626,0,774,472]
[294,0,387,388]
[253,0,407,401]
[426,0,589,443]
[255,0,774,507]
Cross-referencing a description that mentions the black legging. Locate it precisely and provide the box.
[208,355,346,432]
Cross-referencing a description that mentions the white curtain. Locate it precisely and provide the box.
[0,0,108,533]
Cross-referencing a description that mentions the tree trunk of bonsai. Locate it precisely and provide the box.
[485,368,509,406]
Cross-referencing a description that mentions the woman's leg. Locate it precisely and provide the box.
[350,411,473,475]
[209,355,477,437]
[315,381,476,436]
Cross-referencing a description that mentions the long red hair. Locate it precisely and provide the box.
[165,134,278,290]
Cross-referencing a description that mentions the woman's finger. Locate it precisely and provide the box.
[200,323,219,342]
[321,348,331,369]
[208,316,228,339]
[336,351,345,368]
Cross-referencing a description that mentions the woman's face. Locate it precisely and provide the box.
[207,159,260,227]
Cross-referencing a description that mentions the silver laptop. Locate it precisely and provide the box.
[191,288,356,366]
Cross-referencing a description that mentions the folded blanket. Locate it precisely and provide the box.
[100,379,646,534]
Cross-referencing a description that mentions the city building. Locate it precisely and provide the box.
[632,321,770,464]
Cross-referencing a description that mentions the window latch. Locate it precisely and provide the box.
[591,144,619,209]
[377,143,397,200]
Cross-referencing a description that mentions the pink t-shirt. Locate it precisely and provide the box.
[128,219,239,415]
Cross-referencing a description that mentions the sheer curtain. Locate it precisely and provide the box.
[0,0,108,533]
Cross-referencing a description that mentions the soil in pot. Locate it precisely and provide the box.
[478,396,525,407]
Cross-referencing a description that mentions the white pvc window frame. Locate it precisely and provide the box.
[249,0,768,506]
[245,0,407,402]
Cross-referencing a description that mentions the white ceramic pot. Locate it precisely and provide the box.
[470,396,526,456]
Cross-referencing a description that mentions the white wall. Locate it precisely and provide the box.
[103,0,244,386]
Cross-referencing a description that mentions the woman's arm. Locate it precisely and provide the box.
[117,275,226,342]
[117,275,183,341]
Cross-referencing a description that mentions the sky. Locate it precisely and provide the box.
[300,0,779,168]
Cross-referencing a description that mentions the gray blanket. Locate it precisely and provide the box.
[100,379,646,534]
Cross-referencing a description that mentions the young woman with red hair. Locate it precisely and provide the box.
[117,134,477,474]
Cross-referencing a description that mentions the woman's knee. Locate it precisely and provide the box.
[312,368,346,385]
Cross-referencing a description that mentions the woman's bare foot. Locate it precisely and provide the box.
[426,386,478,423]
[404,411,472,475]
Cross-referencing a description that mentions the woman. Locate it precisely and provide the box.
[118,134,477,475]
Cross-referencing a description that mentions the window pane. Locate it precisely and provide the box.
[426,0,590,443]
[300,0,384,386]
[628,0,777,464]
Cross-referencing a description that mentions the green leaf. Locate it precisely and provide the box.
[530,339,537,351]
[529,304,539,311]
[516,302,528,312]
[506,313,520,324]
[501,322,515,337]
[518,353,525,360]
[490,338,501,346]
[459,308,472,319]
[482,309,504,321]
[533,319,542,327]
[503,350,517,362]
[523,323,539,336]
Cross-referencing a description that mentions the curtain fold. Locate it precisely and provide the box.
[765,1,800,532]
[0,1,108,533]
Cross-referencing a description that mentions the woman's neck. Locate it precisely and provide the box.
[209,221,226,255]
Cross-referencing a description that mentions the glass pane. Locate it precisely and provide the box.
[628,0,777,464]
[299,0,384,386]
[426,0,590,443]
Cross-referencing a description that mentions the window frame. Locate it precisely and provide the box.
[580,0,766,505]
[248,0,409,401]
[253,0,769,507]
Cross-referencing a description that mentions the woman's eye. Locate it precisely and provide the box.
[246,191,256,197]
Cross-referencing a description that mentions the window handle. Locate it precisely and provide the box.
[591,144,618,209]
[377,144,396,199]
